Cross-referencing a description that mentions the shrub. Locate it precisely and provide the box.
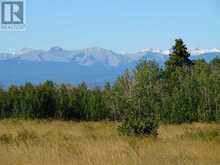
[119,113,159,136]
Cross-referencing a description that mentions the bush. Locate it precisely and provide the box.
[119,113,159,136]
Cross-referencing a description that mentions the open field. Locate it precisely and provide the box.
[0,121,220,165]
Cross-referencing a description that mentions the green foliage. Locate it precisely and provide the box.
[56,84,79,120]
[118,61,160,136]
[0,87,8,118]
[165,38,193,68]
[119,111,159,136]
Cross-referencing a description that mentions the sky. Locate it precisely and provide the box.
[0,0,220,53]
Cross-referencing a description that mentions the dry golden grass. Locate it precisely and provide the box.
[0,120,220,165]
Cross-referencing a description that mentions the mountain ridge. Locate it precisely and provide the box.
[0,47,219,86]
[1,47,220,66]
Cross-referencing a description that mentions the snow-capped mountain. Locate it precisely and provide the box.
[71,47,128,67]
[0,47,219,86]
[127,48,169,61]
[127,49,169,66]
[1,47,129,67]
[1,47,219,66]
[190,48,220,56]
[126,48,220,65]
[0,52,17,60]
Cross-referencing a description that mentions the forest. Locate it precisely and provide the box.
[0,39,219,135]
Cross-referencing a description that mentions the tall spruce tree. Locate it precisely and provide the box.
[166,39,193,68]
[162,39,196,123]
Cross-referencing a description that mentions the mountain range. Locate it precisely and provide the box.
[1,47,219,86]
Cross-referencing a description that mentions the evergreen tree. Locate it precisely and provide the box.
[166,39,193,68]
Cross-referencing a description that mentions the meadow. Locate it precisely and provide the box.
[0,120,220,165]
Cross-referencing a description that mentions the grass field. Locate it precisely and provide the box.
[0,120,220,165]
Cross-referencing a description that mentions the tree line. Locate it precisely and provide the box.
[0,39,219,135]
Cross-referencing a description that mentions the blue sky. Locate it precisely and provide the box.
[1,0,219,52]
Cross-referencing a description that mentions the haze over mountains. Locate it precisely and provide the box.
[1,47,220,86]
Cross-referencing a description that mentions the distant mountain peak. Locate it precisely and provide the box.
[82,47,115,54]
[190,48,220,55]
[49,46,64,52]
[17,48,35,54]
[209,48,220,53]
[140,48,152,52]
[85,47,104,50]
[140,48,162,53]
